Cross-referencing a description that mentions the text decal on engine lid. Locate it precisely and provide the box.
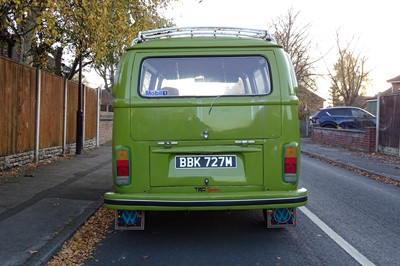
[175,155,237,169]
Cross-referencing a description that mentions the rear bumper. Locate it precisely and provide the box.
[104,188,307,211]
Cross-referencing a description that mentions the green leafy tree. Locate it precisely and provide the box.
[0,0,52,64]
[93,2,174,93]
[0,0,174,80]
[42,0,174,79]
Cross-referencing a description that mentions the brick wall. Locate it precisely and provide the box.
[0,111,113,170]
[99,112,113,144]
[99,120,113,144]
[311,127,376,153]
[0,139,97,170]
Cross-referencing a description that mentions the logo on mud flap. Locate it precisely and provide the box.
[273,208,291,223]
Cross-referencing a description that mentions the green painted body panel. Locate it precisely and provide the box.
[150,144,263,187]
[105,34,307,211]
[130,105,281,140]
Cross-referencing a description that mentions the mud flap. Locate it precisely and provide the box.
[265,208,297,228]
[115,210,145,230]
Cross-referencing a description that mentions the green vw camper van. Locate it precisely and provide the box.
[104,27,307,230]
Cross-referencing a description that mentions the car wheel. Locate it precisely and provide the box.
[322,124,336,129]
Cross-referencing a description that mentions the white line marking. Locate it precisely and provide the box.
[299,206,375,266]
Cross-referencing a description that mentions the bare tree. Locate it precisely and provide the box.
[269,8,321,119]
[328,33,370,106]
[269,8,318,92]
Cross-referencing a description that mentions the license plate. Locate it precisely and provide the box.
[175,155,237,169]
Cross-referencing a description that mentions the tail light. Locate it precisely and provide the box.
[116,146,130,186]
[283,143,298,183]
[310,116,319,124]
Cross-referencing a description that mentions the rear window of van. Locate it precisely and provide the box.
[139,56,272,97]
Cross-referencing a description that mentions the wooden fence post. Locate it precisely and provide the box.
[96,87,100,147]
[375,93,380,153]
[34,69,41,163]
[83,85,86,146]
[62,79,68,153]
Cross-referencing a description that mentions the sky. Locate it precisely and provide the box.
[162,0,400,99]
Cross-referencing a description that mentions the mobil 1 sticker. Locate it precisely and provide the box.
[175,155,237,169]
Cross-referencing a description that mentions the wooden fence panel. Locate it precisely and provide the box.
[2,58,18,156]
[378,94,400,155]
[66,81,78,144]
[1,56,99,162]
[85,87,97,140]
[17,63,36,153]
[0,57,10,156]
[0,57,36,156]
[0,57,15,156]
[39,71,64,148]
[0,58,5,156]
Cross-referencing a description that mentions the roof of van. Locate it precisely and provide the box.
[127,37,282,50]
[127,27,282,50]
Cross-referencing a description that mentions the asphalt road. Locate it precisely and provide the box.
[85,155,400,266]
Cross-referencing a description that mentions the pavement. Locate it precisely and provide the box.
[0,142,112,266]
[0,139,399,266]
[300,138,400,182]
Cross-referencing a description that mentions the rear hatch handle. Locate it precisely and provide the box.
[158,141,178,148]
[235,140,256,146]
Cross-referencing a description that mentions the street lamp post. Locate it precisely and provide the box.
[76,51,83,154]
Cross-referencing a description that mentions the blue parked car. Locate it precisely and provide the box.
[309,107,376,130]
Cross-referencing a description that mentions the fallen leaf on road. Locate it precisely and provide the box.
[46,206,114,266]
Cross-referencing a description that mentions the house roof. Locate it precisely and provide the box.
[387,75,400,83]
[300,88,325,101]
[379,87,400,96]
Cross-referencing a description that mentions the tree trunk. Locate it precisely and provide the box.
[7,40,15,58]
[54,46,63,76]
[67,56,79,80]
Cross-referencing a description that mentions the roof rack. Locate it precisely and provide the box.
[132,27,275,45]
